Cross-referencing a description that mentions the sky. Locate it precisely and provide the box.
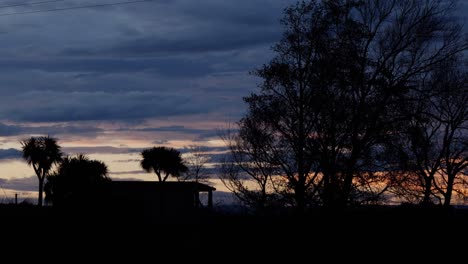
[0,0,298,201]
[0,0,466,202]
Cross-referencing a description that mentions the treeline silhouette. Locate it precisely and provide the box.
[20,136,195,208]
[10,0,468,215]
[221,0,467,212]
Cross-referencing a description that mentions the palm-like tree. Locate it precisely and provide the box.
[21,136,62,206]
[45,154,110,207]
[140,147,188,182]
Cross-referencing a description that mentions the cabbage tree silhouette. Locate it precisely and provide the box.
[140,147,188,182]
[21,136,62,207]
[45,154,110,207]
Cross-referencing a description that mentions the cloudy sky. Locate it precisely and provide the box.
[0,0,298,200]
[0,0,466,202]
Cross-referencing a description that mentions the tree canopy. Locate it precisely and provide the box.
[222,0,467,210]
[45,154,110,207]
[140,147,188,182]
[21,136,62,206]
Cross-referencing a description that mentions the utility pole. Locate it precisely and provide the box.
[15,193,18,205]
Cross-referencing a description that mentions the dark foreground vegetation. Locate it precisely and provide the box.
[1,204,468,257]
[222,0,468,211]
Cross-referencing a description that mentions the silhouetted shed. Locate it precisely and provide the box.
[101,181,215,217]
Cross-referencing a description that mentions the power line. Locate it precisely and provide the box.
[0,0,64,9]
[0,0,154,17]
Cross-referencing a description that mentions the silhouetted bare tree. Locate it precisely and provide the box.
[21,136,62,206]
[45,154,110,207]
[140,146,188,182]
[220,129,285,210]
[180,145,210,184]
[432,61,468,207]
[227,0,466,210]
[399,58,468,206]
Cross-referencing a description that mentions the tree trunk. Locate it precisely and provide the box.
[294,185,305,214]
[163,173,169,182]
[443,174,455,208]
[322,172,334,208]
[341,178,352,208]
[155,171,162,182]
[422,176,432,206]
[38,177,44,207]
[340,152,360,208]
[260,186,267,209]
[339,169,356,209]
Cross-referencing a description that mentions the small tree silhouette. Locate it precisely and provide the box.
[45,154,110,207]
[140,147,188,182]
[180,145,210,184]
[21,136,62,207]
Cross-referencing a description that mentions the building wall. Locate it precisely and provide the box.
[101,183,199,218]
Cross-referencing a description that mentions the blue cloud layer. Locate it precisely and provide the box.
[0,0,464,136]
[0,148,22,160]
[0,0,300,129]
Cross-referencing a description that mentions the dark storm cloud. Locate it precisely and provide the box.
[133,126,216,137]
[0,176,37,191]
[133,125,224,139]
[0,122,103,136]
[0,148,22,160]
[0,90,231,122]
[172,0,287,24]
[179,146,228,153]
[0,0,296,125]
[63,146,142,155]
[0,0,461,127]
[0,123,21,136]
[0,57,213,77]
[57,0,287,57]
[136,125,205,133]
[104,27,279,56]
